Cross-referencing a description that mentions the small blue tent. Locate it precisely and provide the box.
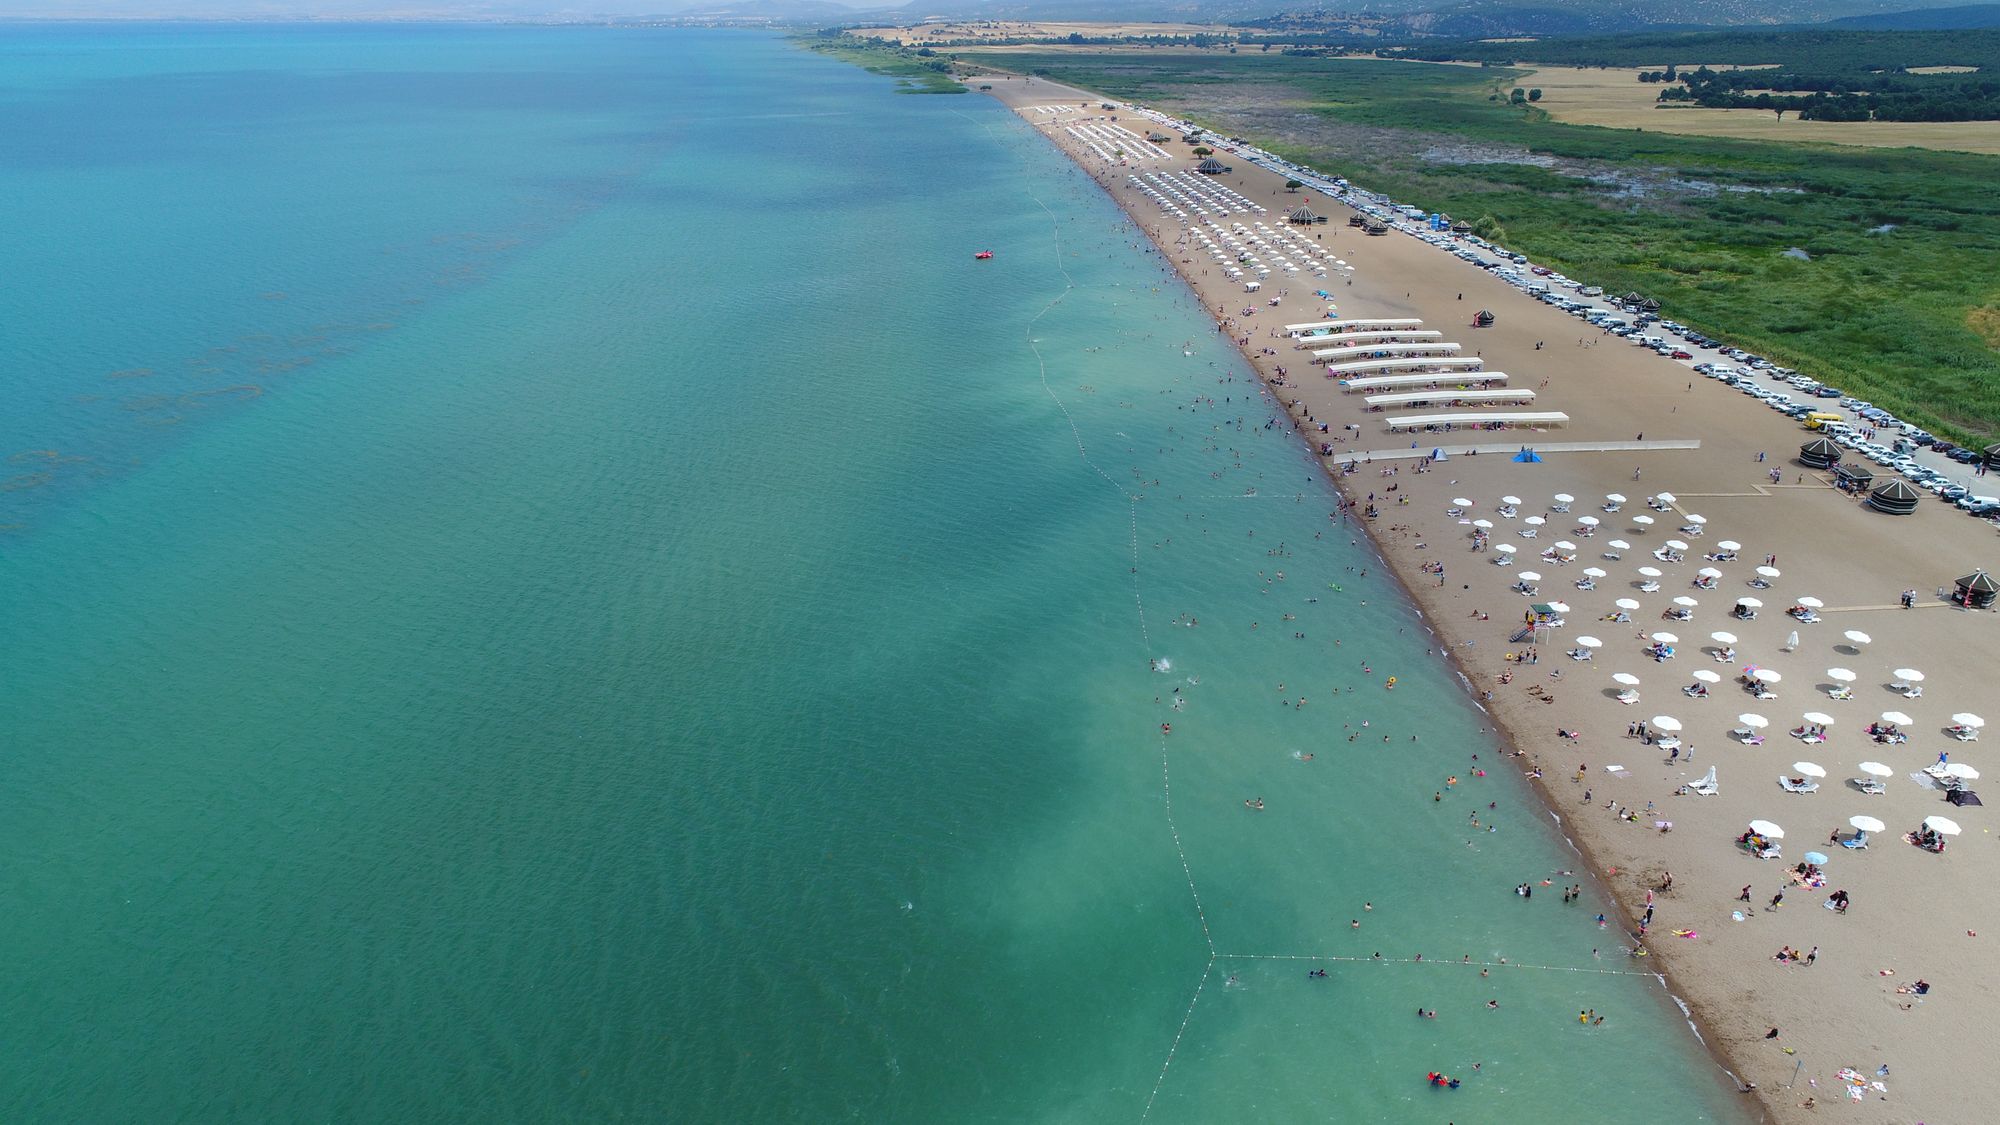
[1512,448,1543,463]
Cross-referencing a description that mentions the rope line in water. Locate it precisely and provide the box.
[1140,957,1213,1121]
[1215,952,1657,977]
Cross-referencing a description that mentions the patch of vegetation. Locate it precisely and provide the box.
[962,49,2000,440]
[801,32,970,95]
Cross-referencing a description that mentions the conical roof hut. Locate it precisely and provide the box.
[1288,205,1319,225]
[1984,442,2000,469]
[1798,438,1841,469]
[1954,569,1999,609]
[1196,157,1228,175]
[1867,478,1922,514]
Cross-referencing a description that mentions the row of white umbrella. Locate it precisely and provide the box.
[1751,813,1960,841]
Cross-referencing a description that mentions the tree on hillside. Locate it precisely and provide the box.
[1529,89,1542,102]
[1510,88,1527,104]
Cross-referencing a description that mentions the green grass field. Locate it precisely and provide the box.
[962,50,2000,441]
[801,35,970,94]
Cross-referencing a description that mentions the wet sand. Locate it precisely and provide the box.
[978,72,1999,1124]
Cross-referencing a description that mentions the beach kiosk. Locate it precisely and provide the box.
[1985,442,2000,471]
[1196,157,1230,175]
[1954,569,1999,609]
[1798,437,1841,470]
[1867,479,1922,515]
[1472,310,1495,328]
[1288,205,1321,226]
[1834,463,1875,493]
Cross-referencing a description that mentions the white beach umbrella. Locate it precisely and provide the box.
[1793,762,1827,778]
[1547,601,1572,614]
[1615,598,1642,610]
[1605,493,1627,504]
[1686,514,1708,525]
[1553,493,1575,504]
[1698,567,1723,578]
[1941,763,1980,780]
[1578,516,1601,527]
[1850,814,1887,832]
[1881,710,1913,726]
[1748,819,1785,839]
[1857,762,1893,779]
[1525,516,1547,527]
[1655,491,1677,504]
[1737,597,1764,608]
[1554,540,1579,551]
[1693,669,1722,683]
[1632,515,1655,526]
[1717,540,1742,551]
[1473,519,1495,529]
[1796,596,1824,608]
[1652,715,1683,732]
[1517,571,1543,582]
[1583,567,1608,578]
[1608,539,1631,550]
[1924,815,1962,836]
[1826,668,1857,683]
[1576,635,1604,649]
[1494,543,1518,555]
[1501,495,1523,505]
[1674,596,1699,607]
[1893,668,1924,683]
[1711,631,1738,645]
[1651,632,1679,644]
[1612,672,1642,686]
[1802,711,1834,725]
[1844,630,1871,646]
[1453,497,1475,508]
[1739,713,1769,728]
[1754,669,1783,683]
[1666,539,1690,551]
[1755,566,1781,580]
[1638,566,1663,578]
[1951,712,1986,728]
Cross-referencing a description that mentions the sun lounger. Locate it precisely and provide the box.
[1518,528,1538,538]
[1638,580,1661,593]
[1779,776,1821,794]
[1551,502,1570,513]
[1685,767,1719,796]
[1731,728,1764,744]
[1839,833,1869,849]
[1949,725,1980,741]
[1850,777,1885,795]
[1826,686,1854,700]
[1615,689,1640,705]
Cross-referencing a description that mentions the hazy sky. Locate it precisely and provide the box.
[5,0,877,16]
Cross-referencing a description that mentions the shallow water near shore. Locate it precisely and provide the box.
[0,27,1741,1121]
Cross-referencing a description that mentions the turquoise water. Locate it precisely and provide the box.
[0,26,1743,1121]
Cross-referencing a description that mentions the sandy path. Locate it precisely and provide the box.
[977,70,1998,1125]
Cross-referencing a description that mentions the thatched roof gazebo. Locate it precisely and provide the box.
[1798,437,1842,470]
[1985,442,2000,469]
[1954,569,1999,609]
[1288,205,1319,225]
[1867,478,1922,514]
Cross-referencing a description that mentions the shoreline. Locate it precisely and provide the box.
[969,69,1997,1125]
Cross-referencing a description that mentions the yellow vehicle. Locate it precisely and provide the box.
[1803,411,1843,430]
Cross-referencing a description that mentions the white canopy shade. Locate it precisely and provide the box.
[1826,668,1857,682]
[1698,567,1723,578]
[1844,630,1871,645]
[1802,711,1834,725]
[1651,715,1683,732]
[1554,493,1575,503]
[1754,669,1783,683]
[1941,763,1980,780]
[1452,497,1474,507]
[1858,762,1893,778]
[1796,596,1824,608]
[1793,762,1826,778]
[1686,514,1708,524]
[1739,713,1769,728]
[1737,597,1764,608]
[1638,566,1663,578]
[1612,672,1642,686]
[1655,492,1677,503]
[1632,515,1655,526]
[1651,632,1679,644]
[1951,713,1986,728]
[1547,601,1571,614]
[1494,543,1517,554]
[1881,711,1913,726]
[1693,670,1722,683]
[1501,495,1523,505]
[1717,540,1742,550]
[1894,668,1924,683]
[1924,815,1962,836]
[1554,540,1578,551]
[1850,814,1887,831]
[1674,596,1699,607]
[1605,493,1627,503]
[1711,631,1738,644]
[1608,539,1631,550]
[1748,819,1784,839]
[1578,516,1601,526]
[1473,518,1495,529]
[1517,571,1543,582]
[1525,516,1547,527]
[1583,567,1608,578]
[1576,636,1603,648]
[1666,539,1690,551]
[1756,566,1781,579]
[1615,598,1642,610]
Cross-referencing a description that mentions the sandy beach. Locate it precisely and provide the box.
[976,72,1998,1123]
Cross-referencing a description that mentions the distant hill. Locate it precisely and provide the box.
[1826,3,2000,27]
